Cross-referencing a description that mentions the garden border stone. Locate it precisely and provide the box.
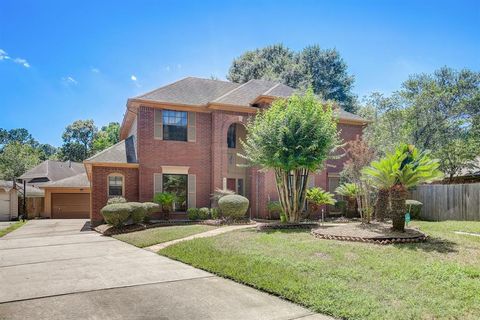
[256,222,319,231]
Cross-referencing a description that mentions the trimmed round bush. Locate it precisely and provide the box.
[218,195,249,219]
[187,208,199,220]
[129,202,147,224]
[142,202,160,222]
[107,196,127,205]
[198,207,210,220]
[101,203,131,228]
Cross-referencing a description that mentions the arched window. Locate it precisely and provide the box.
[227,123,236,149]
[108,174,124,197]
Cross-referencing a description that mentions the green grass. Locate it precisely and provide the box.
[113,224,217,247]
[0,220,26,237]
[160,221,480,320]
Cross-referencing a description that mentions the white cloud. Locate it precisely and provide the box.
[0,49,30,68]
[62,76,78,85]
[14,58,30,68]
[0,49,9,60]
[130,75,137,81]
[91,67,100,73]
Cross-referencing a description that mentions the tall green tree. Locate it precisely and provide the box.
[60,119,97,162]
[92,122,120,153]
[401,67,480,179]
[242,89,339,222]
[0,142,41,180]
[228,44,357,112]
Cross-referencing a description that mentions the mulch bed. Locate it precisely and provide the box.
[311,222,427,245]
[256,222,319,231]
[95,219,256,236]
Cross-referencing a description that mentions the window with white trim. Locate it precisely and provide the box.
[108,175,124,197]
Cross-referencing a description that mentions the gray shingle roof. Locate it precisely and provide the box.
[42,173,90,188]
[213,79,284,105]
[136,77,240,106]
[19,160,85,182]
[86,136,137,164]
[0,180,45,197]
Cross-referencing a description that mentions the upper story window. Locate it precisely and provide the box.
[108,175,124,197]
[227,123,236,148]
[163,110,188,141]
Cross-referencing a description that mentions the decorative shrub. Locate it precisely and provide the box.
[142,202,160,222]
[210,207,220,220]
[187,208,199,220]
[101,203,131,228]
[107,196,127,205]
[153,192,175,213]
[266,201,282,219]
[211,188,236,206]
[218,195,249,220]
[198,207,210,220]
[129,202,147,224]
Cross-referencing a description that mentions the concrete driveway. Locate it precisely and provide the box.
[0,220,330,320]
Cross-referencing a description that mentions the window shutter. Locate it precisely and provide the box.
[154,173,163,196]
[154,109,163,139]
[187,112,196,142]
[188,174,196,208]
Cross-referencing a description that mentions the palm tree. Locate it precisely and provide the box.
[363,144,443,232]
[335,183,359,217]
[361,154,398,221]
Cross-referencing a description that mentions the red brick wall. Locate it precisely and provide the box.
[136,107,213,208]
[327,123,365,174]
[90,166,139,225]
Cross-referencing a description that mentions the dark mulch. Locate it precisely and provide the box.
[256,222,319,231]
[311,222,428,245]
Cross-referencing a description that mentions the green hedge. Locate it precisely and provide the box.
[101,202,160,227]
[218,195,249,219]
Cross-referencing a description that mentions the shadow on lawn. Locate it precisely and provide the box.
[394,236,458,254]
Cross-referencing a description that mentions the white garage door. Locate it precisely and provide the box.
[0,192,11,221]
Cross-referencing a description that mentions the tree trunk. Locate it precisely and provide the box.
[274,168,309,223]
[375,189,389,222]
[390,185,407,232]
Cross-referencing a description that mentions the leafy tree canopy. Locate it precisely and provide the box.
[228,44,357,113]
[92,122,120,153]
[0,142,41,180]
[359,67,480,180]
[60,119,97,162]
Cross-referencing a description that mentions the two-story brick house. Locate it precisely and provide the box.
[84,77,367,226]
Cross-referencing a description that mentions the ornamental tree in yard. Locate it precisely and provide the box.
[363,144,443,232]
[241,89,339,222]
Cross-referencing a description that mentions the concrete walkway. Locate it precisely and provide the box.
[0,219,332,320]
[145,224,255,252]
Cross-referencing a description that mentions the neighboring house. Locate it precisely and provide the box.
[85,77,368,226]
[0,181,44,221]
[20,160,90,218]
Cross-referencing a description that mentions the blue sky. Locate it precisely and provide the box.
[1,0,479,146]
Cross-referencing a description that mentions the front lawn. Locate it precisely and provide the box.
[0,220,26,237]
[160,221,480,320]
[113,224,217,248]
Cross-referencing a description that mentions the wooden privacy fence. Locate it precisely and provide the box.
[410,183,480,221]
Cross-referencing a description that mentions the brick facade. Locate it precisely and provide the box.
[90,166,139,225]
[90,105,364,223]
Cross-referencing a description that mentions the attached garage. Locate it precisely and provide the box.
[42,173,91,219]
[51,193,90,219]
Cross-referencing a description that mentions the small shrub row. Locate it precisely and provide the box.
[101,201,160,228]
[187,207,211,221]
[186,194,249,221]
